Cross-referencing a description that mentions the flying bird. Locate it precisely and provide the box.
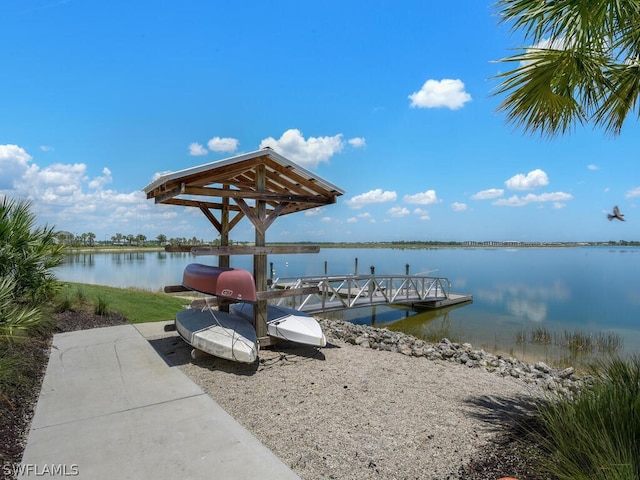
[607,206,625,221]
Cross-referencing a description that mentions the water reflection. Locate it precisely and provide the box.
[387,305,463,344]
[55,247,640,358]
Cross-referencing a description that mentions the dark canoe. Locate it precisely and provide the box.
[182,263,257,302]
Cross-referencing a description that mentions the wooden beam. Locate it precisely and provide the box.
[263,203,286,231]
[166,245,320,254]
[219,190,230,278]
[254,164,268,340]
[192,245,321,255]
[164,285,190,293]
[228,211,245,230]
[153,183,184,204]
[257,336,282,347]
[235,197,265,235]
[164,245,196,252]
[184,185,331,205]
[198,204,222,232]
[162,197,242,211]
[164,285,318,301]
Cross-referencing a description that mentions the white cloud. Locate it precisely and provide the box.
[40,145,54,152]
[626,187,640,198]
[16,162,89,205]
[260,129,344,168]
[493,192,573,206]
[505,169,549,191]
[189,142,208,156]
[88,167,113,189]
[451,202,467,212]
[472,188,504,200]
[347,212,374,224]
[348,137,366,148]
[587,164,599,171]
[0,144,33,189]
[304,207,323,216]
[388,206,410,217]
[3,149,150,234]
[0,144,32,163]
[207,137,239,153]
[345,189,397,209]
[0,144,222,240]
[413,208,430,220]
[408,79,471,110]
[403,189,440,205]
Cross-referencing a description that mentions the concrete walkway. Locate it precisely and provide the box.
[18,323,300,479]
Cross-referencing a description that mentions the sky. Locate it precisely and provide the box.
[2,0,639,244]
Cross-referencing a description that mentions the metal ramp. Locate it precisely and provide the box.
[267,274,471,314]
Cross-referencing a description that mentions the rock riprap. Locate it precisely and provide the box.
[319,318,590,396]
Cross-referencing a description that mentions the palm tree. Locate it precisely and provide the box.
[0,277,45,341]
[493,0,640,137]
[0,197,65,303]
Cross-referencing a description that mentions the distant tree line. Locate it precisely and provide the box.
[55,234,640,249]
[55,231,251,248]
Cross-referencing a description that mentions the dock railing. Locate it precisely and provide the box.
[268,274,451,313]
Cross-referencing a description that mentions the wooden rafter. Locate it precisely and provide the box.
[143,148,345,347]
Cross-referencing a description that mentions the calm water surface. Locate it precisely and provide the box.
[55,247,640,360]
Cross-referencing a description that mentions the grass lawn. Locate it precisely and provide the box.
[55,282,190,323]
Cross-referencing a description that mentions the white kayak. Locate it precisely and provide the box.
[176,308,258,363]
[230,303,326,347]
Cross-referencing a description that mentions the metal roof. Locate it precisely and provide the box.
[143,148,345,216]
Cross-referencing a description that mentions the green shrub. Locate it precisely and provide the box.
[94,295,110,316]
[0,277,50,341]
[0,197,65,303]
[74,287,87,305]
[530,356,640,479]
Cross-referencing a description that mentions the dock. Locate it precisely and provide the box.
[267,274,472,314]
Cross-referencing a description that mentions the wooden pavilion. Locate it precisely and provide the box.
[143,147,345,344]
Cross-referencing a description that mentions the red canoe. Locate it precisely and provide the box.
[182,263,257,302]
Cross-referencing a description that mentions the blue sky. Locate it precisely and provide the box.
[2,0,639,243]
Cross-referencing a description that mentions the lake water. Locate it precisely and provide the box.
[55,247,640,362]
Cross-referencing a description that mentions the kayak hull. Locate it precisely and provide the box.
[231,303,326,347]
[176,308,258,363]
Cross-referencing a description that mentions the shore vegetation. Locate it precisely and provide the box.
[525,356,640,479]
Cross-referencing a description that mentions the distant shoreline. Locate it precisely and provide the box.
[64,241,637,254]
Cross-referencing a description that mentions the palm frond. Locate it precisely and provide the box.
[494,0,640,136]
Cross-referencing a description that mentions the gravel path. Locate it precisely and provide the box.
[157,326,542,480]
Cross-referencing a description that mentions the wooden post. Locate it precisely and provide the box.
[219,188,230,312]
[254,165,268,340]
[219,187,230,269]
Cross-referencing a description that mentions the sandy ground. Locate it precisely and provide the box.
[150,331,541,480]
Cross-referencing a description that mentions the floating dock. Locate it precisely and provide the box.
[267,274,473,314]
